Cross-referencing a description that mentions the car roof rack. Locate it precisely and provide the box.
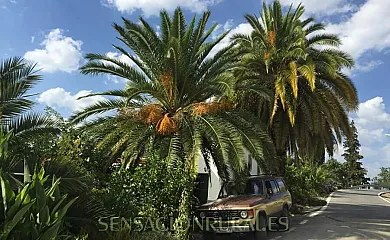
[248,174,282,178]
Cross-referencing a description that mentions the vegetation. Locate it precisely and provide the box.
[323,158,348,187]
[100,150,186,227]
[0,57,58,186]
[285,162,329,207]
[233,1,358,175]
[285,120,369,208]
[377,167,390,183]
[0,58,109,239]
[0,57,58,140]
[0,1,368,239]
[70,7,274,239]
[342,121,368,186]
[0,168,76,239]
[373,167,390,188]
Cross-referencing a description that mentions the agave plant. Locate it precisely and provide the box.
[0,168,77,239]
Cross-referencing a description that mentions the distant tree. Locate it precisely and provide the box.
[342,120,367,186]
[377,167,390,185]
[371,176,379,184]
[323,158,347,186]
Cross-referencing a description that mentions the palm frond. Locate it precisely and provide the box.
[307,34,341,47]
[69,99,126,123]
[7,113,59,139]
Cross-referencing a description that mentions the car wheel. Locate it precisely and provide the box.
[202,232,215,240]
[278,206,290,231]
[254,214,267,240]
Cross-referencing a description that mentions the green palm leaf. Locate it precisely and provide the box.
[234,0,359,173]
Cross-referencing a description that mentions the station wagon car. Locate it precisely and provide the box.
[196,176,292,240]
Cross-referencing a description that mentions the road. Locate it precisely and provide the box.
[267,189,390,240]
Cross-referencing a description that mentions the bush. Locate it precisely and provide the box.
[285,163,329,206]
[100,151,187,232]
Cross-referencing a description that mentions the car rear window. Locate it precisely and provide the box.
[276,178,286,192]
[270,180,279,193]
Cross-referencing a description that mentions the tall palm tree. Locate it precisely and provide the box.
[0,57,58,182]
[70,8,274,239]
[233,1,358,174]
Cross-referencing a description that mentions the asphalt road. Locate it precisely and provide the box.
[267,189,390,240]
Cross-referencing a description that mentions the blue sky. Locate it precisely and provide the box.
[1,0,390,177]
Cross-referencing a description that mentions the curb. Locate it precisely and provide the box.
[307,191,336,218]
[302,206,323,215]
[378,192,390,204]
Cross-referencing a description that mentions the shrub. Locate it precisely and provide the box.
[285,163,329,206]
[100,150,187,232]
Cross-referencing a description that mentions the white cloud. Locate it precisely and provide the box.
[355,60,384,73]
[24,29,83,73]
[348,97,390,177]
[278,0,357,15]
[326,0,390,60]
[30,36,35,43]
[209,22,253,57]
[330,97,390,177]
[355,97,390,127]
[102,0,222,17]
[360,144,390,178]
[38,88,105,112]
[358,128,386,145]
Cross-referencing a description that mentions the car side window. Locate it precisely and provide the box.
[270,180,279,194]
[277,179,286,192]
[245,180,265,195]
[265,180,273,195]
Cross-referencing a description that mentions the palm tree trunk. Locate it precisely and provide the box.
[277,151,287,176]
[23,159,31,183]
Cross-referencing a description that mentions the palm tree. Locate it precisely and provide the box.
[233,1,358,174]
[0,57,58,139]
[0,57,59,182]
[0,58,108,239]
[70,8,274,239]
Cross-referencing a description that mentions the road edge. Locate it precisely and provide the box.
[307,191,336,218]
[378,192,390,204]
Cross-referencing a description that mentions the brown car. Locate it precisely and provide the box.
[196,176,292,240]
